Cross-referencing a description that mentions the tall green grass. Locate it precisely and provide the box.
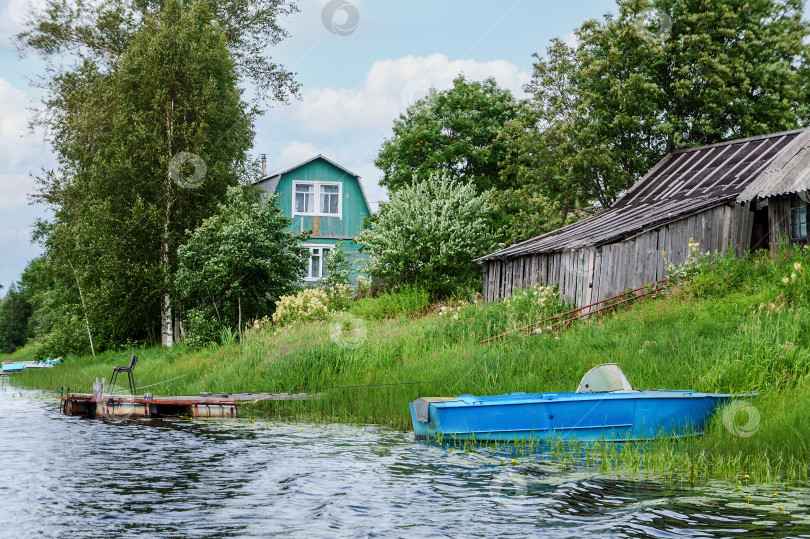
[7,247,810,482]
[348,285,431,319]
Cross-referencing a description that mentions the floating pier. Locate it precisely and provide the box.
[62,393,242,418]
[60,379,320,419]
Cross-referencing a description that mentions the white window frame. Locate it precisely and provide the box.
[292,181,342,219]
[302,244,333,282]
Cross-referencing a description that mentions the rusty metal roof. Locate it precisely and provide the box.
[479,129,805,261]
[738,129,810,202]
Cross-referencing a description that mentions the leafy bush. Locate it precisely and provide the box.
[177,186,308,342]
[325,284,354,312]
[356,174,499,297]
[503,284,561,322]
[349,286,430,320]
[663,238,720,282]
[322,240,353,290]
[184,306,222,348]
[273,288,331,326]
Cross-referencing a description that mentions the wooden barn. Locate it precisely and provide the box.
[479,129,810,306]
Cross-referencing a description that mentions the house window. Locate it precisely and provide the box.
[293,182,342,218]
[321,184,339,215]
[305,245,332,280]
[295,184,314,214]
[790,194,807,241]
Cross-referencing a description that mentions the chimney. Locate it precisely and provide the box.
[261,154,267,177]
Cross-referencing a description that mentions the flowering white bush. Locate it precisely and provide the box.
[273,288,331,326]
[355,174,499,296]
[780,259,809,304]
[504,283,558,319]
[437,301,468,320]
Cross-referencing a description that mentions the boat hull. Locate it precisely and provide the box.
[0,362,26,373]
[409,391,738,442]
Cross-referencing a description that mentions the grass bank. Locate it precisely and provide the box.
[5,248,810,483]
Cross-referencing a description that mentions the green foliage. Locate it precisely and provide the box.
[322,240,352,290]
[503,284,563,325]
[489,187,572,244]
[0,283,33,353]
[10,246,810,480]
[348,286,431,320]
[16,0,298,353]
[356,175,499,297]
[512,0,810,208]
[176,186,308,342]
[17,0,300,103]
[664,238,721,283]
[272,288,332,326]
[376,76,520,194]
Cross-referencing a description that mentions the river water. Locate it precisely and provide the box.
[0,380,808,538]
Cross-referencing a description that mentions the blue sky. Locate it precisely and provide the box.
[0,0,806,290]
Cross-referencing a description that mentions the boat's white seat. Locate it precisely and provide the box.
[576,363,637,393]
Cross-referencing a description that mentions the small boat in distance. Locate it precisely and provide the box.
[409,364,747,442]
[1,362,28,373]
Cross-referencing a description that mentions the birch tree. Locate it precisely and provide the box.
[19,0,297,352]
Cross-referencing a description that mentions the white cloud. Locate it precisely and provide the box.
[0,0,47,45]
[0,225,32,242]
[295,53,530,132]
[275,140,334,168]
[0,173,35,207]
[0,77,46,169]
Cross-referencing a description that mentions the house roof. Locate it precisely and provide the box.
[479,129,805,261]
[263,153,360,179]
[738,129,810,202]
[254,153,372,213]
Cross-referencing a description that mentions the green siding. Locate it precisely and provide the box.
[255,157,371,285]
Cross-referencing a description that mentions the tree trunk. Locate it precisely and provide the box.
[162,99,174,347]
[65,256,96,357]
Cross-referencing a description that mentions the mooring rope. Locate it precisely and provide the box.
[135,374,188,391]
[278,380,440,394]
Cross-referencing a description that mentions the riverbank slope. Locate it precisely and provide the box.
[5,248,810,482]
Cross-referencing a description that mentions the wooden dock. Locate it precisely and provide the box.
[61,379,320,419]
[62,393,242,418]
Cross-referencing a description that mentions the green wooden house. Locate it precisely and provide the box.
[254,154,371,285]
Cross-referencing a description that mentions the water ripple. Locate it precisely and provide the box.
[0,381,808,538]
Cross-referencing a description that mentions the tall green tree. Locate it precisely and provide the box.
[512,0,810,209]
[375,76,521,194]
[176,186,308,344]
[0,283,33,354]
[19,0,298,353]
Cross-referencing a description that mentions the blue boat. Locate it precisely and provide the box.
[0,362,27,373]
[409,364,746,442]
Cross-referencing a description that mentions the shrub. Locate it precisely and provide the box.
[273,288,331,326]
[503,284,561,322]
[177,186,309,343]
[356,174,499,297]
[663,238,719,282]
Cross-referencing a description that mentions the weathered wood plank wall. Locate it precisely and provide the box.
[483,204,753,306]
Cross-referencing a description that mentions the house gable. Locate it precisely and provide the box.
[254,155,371,239]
